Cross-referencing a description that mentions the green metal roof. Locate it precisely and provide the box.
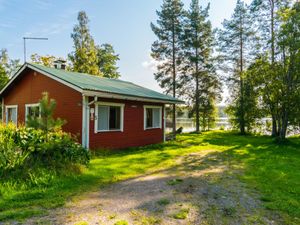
[28,63,184,104]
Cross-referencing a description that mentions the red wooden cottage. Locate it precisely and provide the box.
[0,63,183,149]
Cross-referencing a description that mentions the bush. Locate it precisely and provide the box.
[0,123,89,173]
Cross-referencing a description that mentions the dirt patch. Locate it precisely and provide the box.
[21,149,282,225]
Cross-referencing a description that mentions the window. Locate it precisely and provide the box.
[25,104,40,122]
[144,106,162,129]
[5,105,18,125]
[95,103,124,132]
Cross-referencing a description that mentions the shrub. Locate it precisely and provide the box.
[0,123,89,174]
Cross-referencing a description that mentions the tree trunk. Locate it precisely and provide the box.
[271,114,278,137]
[270,0,275,64]
[195,56,200,133]
[172,23,177,139]
[279,111,288,140]
[270,0,278,137]
[239,17,245,135]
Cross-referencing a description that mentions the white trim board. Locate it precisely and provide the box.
[82,95,89,149]
[25,103,41,122]
[5,105,18,125]
[94,102,124,133]
[143,105,162,130]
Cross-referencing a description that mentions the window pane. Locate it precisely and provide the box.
[153,108,160,127]
[109,106,120,130]
[28,106,40,119]
[146,108,153,128]
[98,106,109,131]
[7,108,17,124]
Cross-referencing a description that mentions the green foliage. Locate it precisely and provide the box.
[241,1,300,139]
[151,0,185,94]
[114,221,128,225]
[0,124,43,170]
[74,221,89,225]
[167,178,183,185]
[173,208,190,219]
[151,0,185,136]
[181,0,220,132]
[26,92,65,138]
[157,198,170,206]
[30,54,68,68]
[0,123,89,173]
[96,44,120,79]
[225,71,260,133]
[218,0,258,135]
[69,11,101,76]
[0,63,8,90]
[0,48,21,77]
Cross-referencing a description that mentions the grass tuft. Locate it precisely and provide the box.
[172,208,190,219]
[157,198,170,206]
[114,220,129,225]
[167,178,183,186]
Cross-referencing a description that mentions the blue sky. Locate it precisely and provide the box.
[0,0,251,94]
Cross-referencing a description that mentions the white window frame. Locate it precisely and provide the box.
[5,105,18,125]
[25,103,41,122]
[144,105,162,130]
[94,102,124,133]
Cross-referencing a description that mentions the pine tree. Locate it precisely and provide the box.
[96,44,120,79]
[151,0,185,138]
[218,0,256,134]
[69,11,101,76]
[27,92,65,140]
[182,0,218,133]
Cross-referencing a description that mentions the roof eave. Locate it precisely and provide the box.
[82,90,185,104]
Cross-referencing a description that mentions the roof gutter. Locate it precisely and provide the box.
[82,90,185,105]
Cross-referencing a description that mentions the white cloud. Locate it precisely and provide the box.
[142,53,162,72]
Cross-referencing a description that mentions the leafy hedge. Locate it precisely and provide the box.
[0,123,89,173]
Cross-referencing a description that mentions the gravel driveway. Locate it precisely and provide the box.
[23,149,282,225]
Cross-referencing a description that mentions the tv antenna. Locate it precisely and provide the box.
[23,37,48,63]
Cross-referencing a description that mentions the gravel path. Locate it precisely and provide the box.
[22,149,282,225]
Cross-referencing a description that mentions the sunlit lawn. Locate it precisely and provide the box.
[0,131,299,224]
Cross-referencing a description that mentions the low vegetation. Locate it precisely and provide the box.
[0,131,299,224]
[172,208,190,220]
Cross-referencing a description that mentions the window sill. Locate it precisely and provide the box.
[95,130,123,133]
[145,127,162,130]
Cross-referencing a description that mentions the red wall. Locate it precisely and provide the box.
[89,98,165,149]
[2,69,83,142]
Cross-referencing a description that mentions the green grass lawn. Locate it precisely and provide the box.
[0,131,299,224]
